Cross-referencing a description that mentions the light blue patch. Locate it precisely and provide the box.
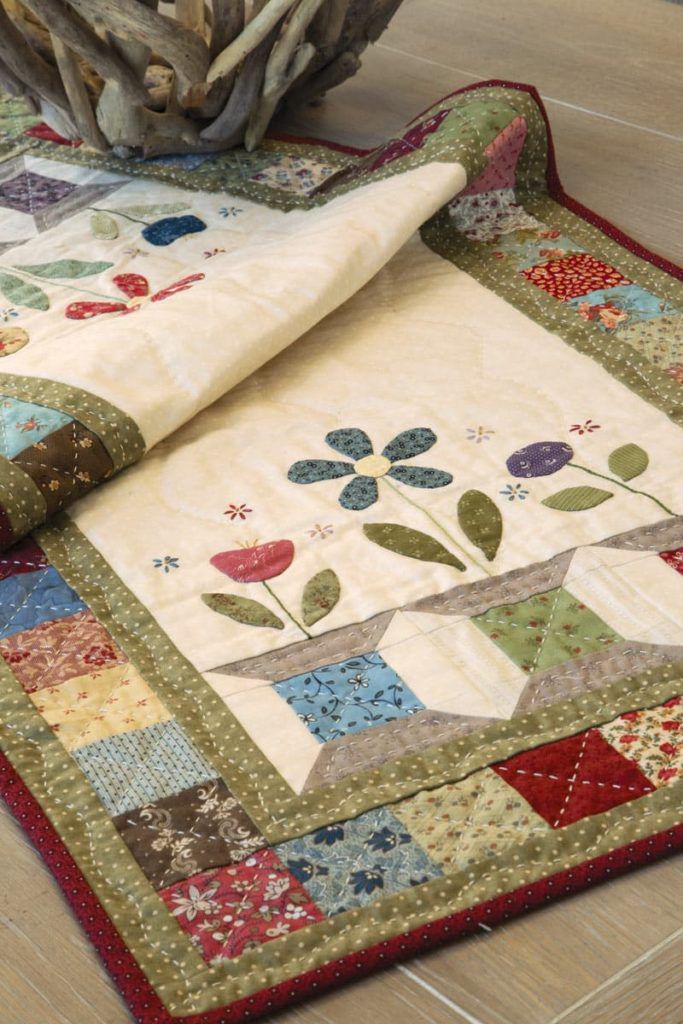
[0,565,87,641]
[566,284,680,331]
[72,720,217,816]
[275,806,441,916]
[0,396,72,459]
[143,153,212,170]
[273,651,424,743]
[501,233,585,270]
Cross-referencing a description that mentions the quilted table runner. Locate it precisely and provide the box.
[0,81,682,1023]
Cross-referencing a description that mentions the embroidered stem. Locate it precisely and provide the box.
[0,264,115,302]
[261,580,311,639]
[382,477,491,575]
[88,206,148,225]
[567,462,677,517]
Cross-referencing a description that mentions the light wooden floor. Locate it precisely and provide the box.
[1,2,682,1022]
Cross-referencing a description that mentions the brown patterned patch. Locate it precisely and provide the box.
[12,420,113,516]
[0,610,128,692]
[113,779,268,890]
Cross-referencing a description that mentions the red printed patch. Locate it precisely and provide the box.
[521,253,631,301]
[493,729,654,828]
[659,547,683,576]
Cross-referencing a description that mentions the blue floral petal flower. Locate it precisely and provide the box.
[387,465,453,489]
[339,475,378,510]
[288,459,355,484]
[325,428,374,460]
[382,427,437,462]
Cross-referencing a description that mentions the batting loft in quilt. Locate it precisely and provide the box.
[0,81,681,1023]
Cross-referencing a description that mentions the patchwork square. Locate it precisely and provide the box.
[248,155,339,195]
[393,767,549,870]
[567,284,679,331]
[30,663,171,750]
[0,566,87,642]
[0,397,73,460]
[114,778,267,889]
[599,696,682,786]
[0,538,47,582]
[449,188,540,242]
[473,587,622,674]
[12,420,114,516]
[72,719,216,816]
[493,729,655,828]
[276,806,441,916]
[0,610,127,693]
[521,253,631,301]
[273,651,424,743]
[494,226,585,270]
[160,849,323,962]
[0,170,76,213]
[616,313,683,367]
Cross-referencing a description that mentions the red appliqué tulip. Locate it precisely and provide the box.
[65,272,204,319]
[210,540,294,583]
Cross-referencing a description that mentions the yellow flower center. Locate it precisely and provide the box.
[354,454,391,478]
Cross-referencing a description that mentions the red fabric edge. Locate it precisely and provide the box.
[4,81,682,1022]
[1,747,682,1024]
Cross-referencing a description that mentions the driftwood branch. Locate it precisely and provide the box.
[0,0,405,154]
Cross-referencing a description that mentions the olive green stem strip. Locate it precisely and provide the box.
[382,476,492,575]
[88,206,148,224]
[568,462,677,517]
[261,580,312,639]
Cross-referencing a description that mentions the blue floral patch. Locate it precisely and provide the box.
[0,565,87,641]
[73,720,216,816]
[566,284,679,332]
[273,651,424,743]
[275,806,441,915]
[0,396,72,459]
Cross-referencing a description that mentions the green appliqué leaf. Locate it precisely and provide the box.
[12,259,113,279]
[542,486,613,511]
[202,593,284,629]
[116,202,190,217]
[363,523,466,570]
[608,443,649,481]
[90,211,119,240]
[301,569,340,627]
[0,272,49,310]
[457,489,502,561]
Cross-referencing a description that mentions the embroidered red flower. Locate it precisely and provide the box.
[210,540,294,583]
[64,272,204,320]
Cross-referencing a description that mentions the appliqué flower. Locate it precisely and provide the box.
[153,556,180,573]
[506,441,574,478]
[288,427,453,511]
[569,419,601,435]
[210,540,294,583]
[500,483,529,501]
[64,272,204,319]
[466,426,495,443]
[224,503,252,520]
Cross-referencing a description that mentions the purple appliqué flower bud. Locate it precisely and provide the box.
[506,441,574,478]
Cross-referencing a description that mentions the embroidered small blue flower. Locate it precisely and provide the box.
[0,307,19,322]
[288,427,453,511]
[153,556,180,573]
[500,483,529,501]
[466,426,495,443]
[219,206,243,218]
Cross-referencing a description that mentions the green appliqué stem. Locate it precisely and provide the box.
[567,462,677,517]
[261,580,312,639]
[381,476,492,575]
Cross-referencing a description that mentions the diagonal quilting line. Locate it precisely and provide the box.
[80,726,183,813]
[551,731,591,828]
[27,611,96,692]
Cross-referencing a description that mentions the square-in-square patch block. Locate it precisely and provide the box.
[275,805,442,916]
[472,587,622,674]
[72,719,217,816]
[0,565,87,642]
[0,170,76,213]
[273,651,424,743]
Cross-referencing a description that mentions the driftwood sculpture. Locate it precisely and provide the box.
[0,0,405,155]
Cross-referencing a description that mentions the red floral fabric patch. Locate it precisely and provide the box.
[521,253,631,302]
[659,547,683,576]
[493,729,655,827]
[160,848,324,962]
